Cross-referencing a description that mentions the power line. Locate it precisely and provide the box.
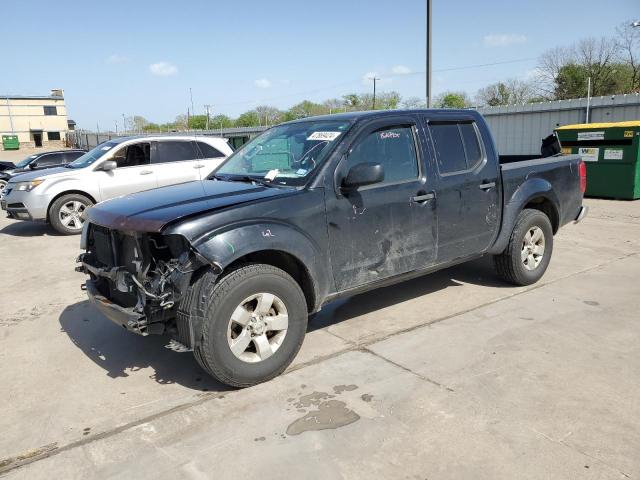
[205,57,539,108]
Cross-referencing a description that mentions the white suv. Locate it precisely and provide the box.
[1,135,232,234]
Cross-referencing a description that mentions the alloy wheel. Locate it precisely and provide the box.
[226,292,289,363]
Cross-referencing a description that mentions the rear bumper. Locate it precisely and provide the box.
[574,205,588,223]
[85,280,149,335]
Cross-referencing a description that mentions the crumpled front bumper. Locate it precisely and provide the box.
[84,280,149,335]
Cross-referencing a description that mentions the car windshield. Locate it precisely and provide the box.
[15,155,39,169]
[212,120,351,186]
[66,141,119,169]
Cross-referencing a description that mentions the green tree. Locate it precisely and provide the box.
[283,100,326,120]
[434,91,470,109]
[235,110,261,127]
[211,114,234,129]
[188,115,208,130]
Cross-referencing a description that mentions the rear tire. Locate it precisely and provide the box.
[0,179,7,194]
[494,208,553,286]
[49,193,93,235]
[185,264,308,388]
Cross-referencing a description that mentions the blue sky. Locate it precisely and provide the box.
[1,0,637,128]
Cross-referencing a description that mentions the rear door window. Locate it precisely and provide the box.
[429,123,467,173]
[63,151,84,163]
[459,123,482,168]
[36,153,65,167]
[196,141,226,158]
[429,121,483,174]
[153,141,200,164]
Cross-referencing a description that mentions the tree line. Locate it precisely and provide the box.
[130,20,639,131]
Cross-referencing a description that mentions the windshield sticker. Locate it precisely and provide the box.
[101,146,112,151]
[296,168,308,176]
[380,131,401,139]
[265,169,279,181]
[307,131,341,141]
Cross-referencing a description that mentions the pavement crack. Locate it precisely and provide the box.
[361,346,455,392]
[3,251,637,475]
[529,428,631,478]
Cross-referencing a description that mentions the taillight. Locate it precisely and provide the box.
[579,160,587,194]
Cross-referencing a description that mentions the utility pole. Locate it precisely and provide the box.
[5,96,15,134]
[122,113,126,134]
[204,104,212,130]
[426,0,432,108]
[115,120,118,135]
[189,88,195,118]
[371,76,380,110]
[586,77,592,124]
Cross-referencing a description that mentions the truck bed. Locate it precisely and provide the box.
[499,154,583,230]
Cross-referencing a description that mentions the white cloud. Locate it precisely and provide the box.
[254,78,272,88]
[149,61,178,76]
[391,65,412,75]
[106,54,129,64]
[483,33,527,47]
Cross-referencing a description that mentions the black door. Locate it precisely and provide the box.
[326,118,437,292]
[33,133,43,147]
[425,118,499,262]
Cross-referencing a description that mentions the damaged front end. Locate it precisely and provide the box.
[76,223,208,339]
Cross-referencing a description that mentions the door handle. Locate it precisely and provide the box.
[411,192,435,203]
[193,164,205,169]
[479,181,496,190]
[140,170,153,175]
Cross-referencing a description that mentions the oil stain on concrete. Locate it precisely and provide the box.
[286,386,361,436]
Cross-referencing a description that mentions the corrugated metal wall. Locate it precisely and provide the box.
[478,94,640,155]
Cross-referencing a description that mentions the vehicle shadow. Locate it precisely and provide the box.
[58,301,230,393]
[309,256,509,332]
[58,256,507,388]
[0,219,61,237]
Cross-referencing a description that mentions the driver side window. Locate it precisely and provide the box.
[111,143,151,168]
[346,126,419,184]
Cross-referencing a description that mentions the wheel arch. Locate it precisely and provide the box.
[46,190,97,222]
[488,178,560,254]
[184,223,331,313]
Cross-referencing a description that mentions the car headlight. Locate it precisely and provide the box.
[14,179,45,192]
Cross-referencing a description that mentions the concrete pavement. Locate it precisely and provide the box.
[0,198,639,479]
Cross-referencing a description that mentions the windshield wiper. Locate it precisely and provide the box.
[211,174,279,187]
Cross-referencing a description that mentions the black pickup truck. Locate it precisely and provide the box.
[77,109,587,387]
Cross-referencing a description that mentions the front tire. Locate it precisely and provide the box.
[49,193,93,235]
[187,264,308,388]
[494,208,554,286]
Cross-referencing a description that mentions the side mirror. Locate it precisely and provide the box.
[342,162,384,190]
[28,162,38,170]
[100,160,117,171]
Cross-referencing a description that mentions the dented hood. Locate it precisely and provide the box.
[87,180,292,232]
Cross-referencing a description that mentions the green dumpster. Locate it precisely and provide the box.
[555,121,640,199]
[2,135,19,150]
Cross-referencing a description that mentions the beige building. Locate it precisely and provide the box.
[1,89,70,148]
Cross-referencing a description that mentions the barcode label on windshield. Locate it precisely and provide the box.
[307,131,341,141]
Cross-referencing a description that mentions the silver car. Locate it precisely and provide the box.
[1,135,233,234]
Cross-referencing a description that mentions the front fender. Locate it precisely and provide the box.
[188,221,330,311]
[41,177,100,203]
[488,177,560,255]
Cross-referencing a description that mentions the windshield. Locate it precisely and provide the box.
[66,141,119,169]
[15,155,39,169]
[213,120,351,186]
